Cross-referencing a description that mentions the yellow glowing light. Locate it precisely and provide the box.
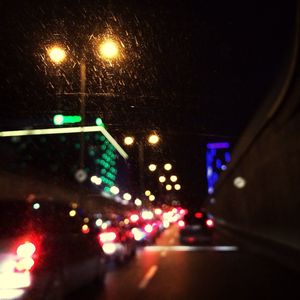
[166,184,172,191]
[174,184,181,191]
[170,175,178,182]
[98,39,120,60]
[124,136,134,146]
[148,164,157,172]
[159,176,166,183]
[123,193,132,201]
[145,190,151,196]
[47,45,66,64]
[148,134,160,145]
[233,176,246,189]
[69,210,76,217]
[135,198,142,206]
[149,195,155,201]
[71,202,78,209]
[110,186,120,195]
[164,163,172,171]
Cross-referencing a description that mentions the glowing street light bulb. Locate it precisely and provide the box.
[110,186,120,195]
[98,39,120,60]
[134,198,142,206]
[124,136,134,146]
[145,190,151,196]
[166,184,172,191]
[174,184,181,191]
[149,195,155,201]
[148,164,157,172]
[47,45,66,64]
[164,163,172,171]
[159,176,166,183]
[123,193,132,201]
[170,175,178,182]
[148,134,160,145]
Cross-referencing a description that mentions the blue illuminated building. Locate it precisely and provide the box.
[206,142,231,194]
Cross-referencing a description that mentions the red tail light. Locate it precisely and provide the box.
[15,242,36,272]
[195,212,203,219]
[206,219,214,228]
[99,231,117,244]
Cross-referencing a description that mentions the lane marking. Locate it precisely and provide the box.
[144,245,238,252]
[138,265,158,289]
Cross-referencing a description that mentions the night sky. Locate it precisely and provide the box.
[0,1,295,204]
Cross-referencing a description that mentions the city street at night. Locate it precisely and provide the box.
[1,1,300,299]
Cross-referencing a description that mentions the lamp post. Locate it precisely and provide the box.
[124,132,160,196]
[46,38,121,171]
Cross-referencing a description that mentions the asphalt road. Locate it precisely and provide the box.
[68,224,300,300]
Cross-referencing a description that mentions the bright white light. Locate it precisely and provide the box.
[148,134,160,145]
[91,175,98,183]
[102,243,117,255]
[110,186,120,195]
[164,163,172,171]
[233,176,246,189]
[134,198,142,206]
[98,39,120,60]
[159,176,166,183]
[132,228,145,241]
[163,220,170,228]
[166,184,172,191]
[124,136,134,145]
[47,45,66,64]
[148,164,157,172]
[170,175,178,182]
[95,218,103,227]
[154,208,162,215]
[149,195,155,201]
[174,184,181,191]
[145,190,151,196]
[33,203,40,210]
[141,210,154,220]
[123,193,132,201]
[91,176,102,185]
[69,210,76,217]
[144,224,153,233]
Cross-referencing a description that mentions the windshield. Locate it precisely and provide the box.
[0,1,299,299]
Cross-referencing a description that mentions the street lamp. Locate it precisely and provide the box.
[47,45,67,65]
[164,163,172,171]
[148,164,157,172]
[97,38,120,61]
[123,132,161,195]
[47,37,122,172]
[148,133,160,145]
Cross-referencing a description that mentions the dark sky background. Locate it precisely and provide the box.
[0,0,295,205]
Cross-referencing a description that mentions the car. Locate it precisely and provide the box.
[95,213,137,264]
[179,210,214,245]
[0,197,106,300]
